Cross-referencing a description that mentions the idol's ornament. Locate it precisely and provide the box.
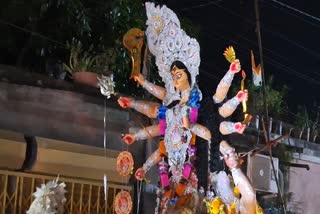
[114,190,133,214]
[113,150,134,214]
[117,2,261,213]
[116,151,134,177]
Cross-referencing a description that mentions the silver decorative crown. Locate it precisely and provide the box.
[145,2,201,105]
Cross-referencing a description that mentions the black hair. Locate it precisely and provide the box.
[195,97,229,190]
[170,60,192,85]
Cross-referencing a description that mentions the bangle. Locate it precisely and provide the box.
[220,121,235,134]
[212,95,221,104]
[221,70,234,85]
[226,97,240,109]
[134,129,148,141]
[142,80,162,97]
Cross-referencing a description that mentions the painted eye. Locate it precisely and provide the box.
[176,73,182,79]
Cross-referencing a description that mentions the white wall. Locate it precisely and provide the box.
[287,159,320,214]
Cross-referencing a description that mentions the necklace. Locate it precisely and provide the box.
[180,89,190,99]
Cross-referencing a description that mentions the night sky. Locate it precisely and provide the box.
[160,0,320,112]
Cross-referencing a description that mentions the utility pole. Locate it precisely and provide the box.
[254,0,287,213]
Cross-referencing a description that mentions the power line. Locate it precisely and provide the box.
[199,68,220,82]
[270,0,320,23]
[200,30,320,88]
[188,8,320,85]
[182,0,320,61]
[265,1,320,29]
[263,56,320,87]
[233,31,320,79]
[0,19,66,48]
[263,28,320,60]
[180,0,222,11]
[2,4,320,88]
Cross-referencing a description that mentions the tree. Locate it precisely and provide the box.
[294,103,320,141]
[0,0,200,97]
[231,75,288,121]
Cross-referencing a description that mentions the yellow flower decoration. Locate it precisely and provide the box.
[256,203,264,214]
[205,197,227,214]
[233,187,240,198]
[228,201,236,214]
[211,197,222,208]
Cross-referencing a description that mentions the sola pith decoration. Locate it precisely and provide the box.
[145,2,201,105]
[114,190,132,214]
[116,151,134,177]
[27,178,66,214]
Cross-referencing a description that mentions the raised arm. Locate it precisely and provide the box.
[220,141,256,214]
[122,124,160,145]
[118,97,160,119]
[213,59,241,104]
[135,149,162,180]
[218,90,248,118]
[134,74,166,100]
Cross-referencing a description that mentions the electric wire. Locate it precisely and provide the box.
[2,5,319,86]
[265,1,320,29]
[180,0,222,11]
[0,18,66,48]
[199,34,320,130]
[179,1,320,84]
[201,31,320,87]
[179,0,320,60]
[270,0,320,23]
[1,5,319,129]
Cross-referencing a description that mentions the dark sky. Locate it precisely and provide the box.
[158,0,320,112]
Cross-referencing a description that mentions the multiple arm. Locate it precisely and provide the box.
[118,75,165,179]
[117,73,166,119]
[213,59,248,135]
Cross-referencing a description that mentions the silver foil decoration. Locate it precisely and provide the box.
[97,74,115,99]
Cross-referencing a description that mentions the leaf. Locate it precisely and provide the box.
[63,63,73,74]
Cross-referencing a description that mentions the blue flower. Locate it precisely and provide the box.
[188,88,201,108]
[157,105,167,119]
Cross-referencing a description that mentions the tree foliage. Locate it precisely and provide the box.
[247,76,287,118]
[109,0,146,96]
[0,0,200,97]
[294,103,320,133]
[230,75,288,121]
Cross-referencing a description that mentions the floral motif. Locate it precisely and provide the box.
[116,151,134,177]
[114,191,132,214]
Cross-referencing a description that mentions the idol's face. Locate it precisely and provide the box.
[171,65,190,92]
